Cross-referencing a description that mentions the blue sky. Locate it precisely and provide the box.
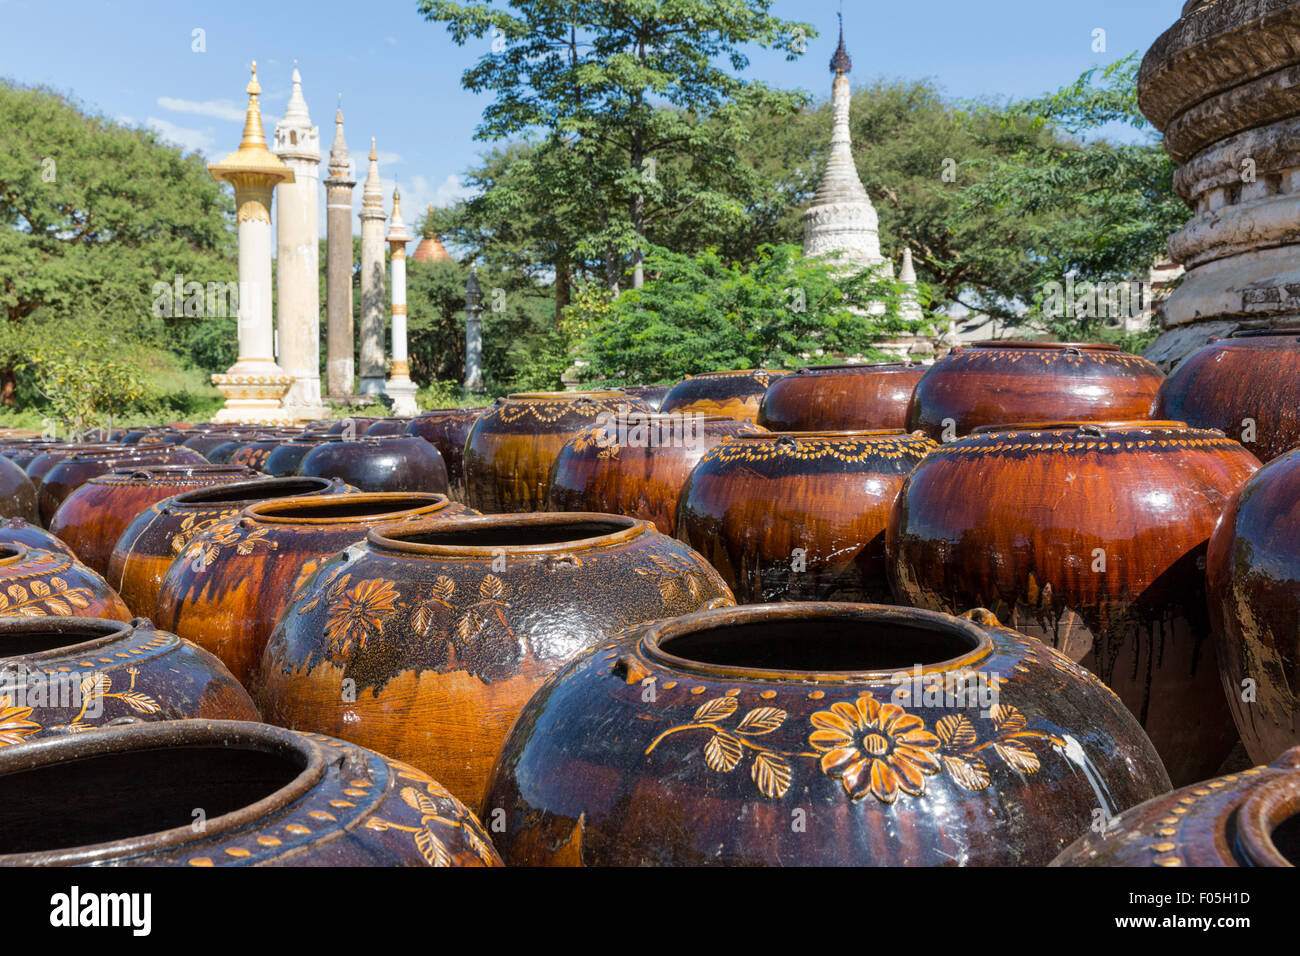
[3,0,1182,237]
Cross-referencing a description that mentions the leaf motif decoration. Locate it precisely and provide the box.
[993,739,1040,774]
[115,691,161,714]
[431,575,455,603]
[735,707,786,736]
[30,580,49,598]
[414,827,452,867]
[50,577,67,591]
[657,577,678,601]
[401,786,439,818]
[703,733,743,773]
[480,575,505,599]
[80,673,110,698]
[935,714,979,748]
[63,589,90,609]
[942,754,991,790]
[991,704,1027,734]
[8,585,27,603]
[751,751,792,798]
[44,598,71,616]
[693,696,738,722]
[0,594,8,611]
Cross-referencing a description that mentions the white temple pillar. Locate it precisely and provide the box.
[385,186,418,415]
[358,139,387,395]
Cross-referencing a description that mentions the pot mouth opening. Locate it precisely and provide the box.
[0,721,322,864]
[1237,774,1300,867]
[0,617,134,658]
[735,429,909,441]
[101,464,255,481]
[642,604,992,681]
[369,512,643,555]
[248,492,447,524]
[0,544,28,566]
[415,407,489,417]
[795,362,923,374]
[170,477,336,506]
[505,390,627,401]
[971,420,1188,434]
[1230,328,1300,339]
[971,340,1120,351]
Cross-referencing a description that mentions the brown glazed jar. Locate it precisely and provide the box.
[298,436,450,495]
[0,720,500,867]
[37,446,208,525]
[0,456,38,523]
[887,420,1260,785]
[464,391,652,513]
[660,369,790,423]
[758,362,928,431]
[0,544,131,622]
[0,517,76,559]
[677,431,935,604]
[546,414,765,534]
[484,603,1170,866]
[905,342,1165,440]
[1207,448,1300,763]
[25,443,129,492]
[1154,328,1300,464]
[617,385,671,412]
[0,617,258,735]
[405,407,488,501]
[1052,747,1300,867]
[224,436,285,471]
[262,436,332,477]
[155,492,476,686]
[363,417,413,436]
[48,465,260,577]
[257,512,735,812]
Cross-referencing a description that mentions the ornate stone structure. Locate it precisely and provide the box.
[412,205,452,264]
[358,139,387,395]
[208,63,295,425]
[272,67,326,421]
[1139,0,1300,369]
[385,186,419,416]
[464,262,484,393]
[323,101,356,399]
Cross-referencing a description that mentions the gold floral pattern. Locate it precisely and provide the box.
[170,509,240,554]
[364,778,498,867]
[634,553,710,606]
[324,578,400,660]
[0,576,93,617]
[0,694,41,746]
[810,694,941,803]
[62,667,161,732]
[703,434,934,465]
[184,519,278,567]
[454,575,512,643]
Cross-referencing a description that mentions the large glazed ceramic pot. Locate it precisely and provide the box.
[484,603,1170,866]
[1207,448,1300,763]
[224,436,286,471]
[181,429,254,458]
[0,517,76,558]
[1052,747,1300,868]
[905,342,1165,440]
[0,720,500,867]
[38,446,208,525]
[0,456,38,523]
[49,464,260,576]
[464,391,652,514]
[547,414,765,534]
[298,436,450,495]
[0,440,61,469]
[0,617,258,734]
[660,369,789,424]
[406,407,488,501]
[887,420,1260,785]
[262,436,332,477]
[155,492,476,686]
[107,476,353,620]
[618,385,671,412]
[0,544,131,622]
[25,444,127,492]
[258,512,735,812]
[677,431,935,604]
[363,417,413,437]
[1154,328,1300,464]
[758,363,928,432]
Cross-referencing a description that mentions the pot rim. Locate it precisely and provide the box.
[793,361,926,374]
[0,543,30,566]
[970,420,1190,434]
[0,616,137,662]
[245,492,450,526]
[731,429,913,441]
[639,603,995,683]
[95,464,258,483]
[0,720,326,866]
[970,340,1122,351]
[1229,328,1300,339]
[1235,749,1300,867]
[413,407,490,418]
[680,369,785,380]
[367,511,647,557]
[502,390,629,402]
[167,476,340,510]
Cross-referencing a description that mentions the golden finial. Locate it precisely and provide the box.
[239,60,268,150]
[369,137,378,162]
[209,60,293,194]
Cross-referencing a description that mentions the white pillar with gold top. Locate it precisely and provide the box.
[384,186,419,415]
[207,62,296,424]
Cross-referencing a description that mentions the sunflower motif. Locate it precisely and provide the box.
[808,693,941,804]
[0,694,41,746]
[325,578,401,660]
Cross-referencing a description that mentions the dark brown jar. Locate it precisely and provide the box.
[1052,747,1300,867]
[155,492,476,686]
[0,455,38,523]
[0,544,131,622]
[405,407,488,501]
[677,431,935,603]
[37,446,208,525]
[0,720,500,866]
[905,342,1165,440]
[546,414,765,534]
[661,369,790,423]
[363,417,413,436]
[107,476,353,620]
[758,362,928,431]
[617,385,671,412]
[1154,328,1300,464]
[464,391,652,513]
[257,512,734,812]
[0,617,258,735]
[887,420,1260,785]
[298,436,450,495]
[484,603,1170,866]
[25,444,129,492]
[0,516,76,559]
[262,436,332,477]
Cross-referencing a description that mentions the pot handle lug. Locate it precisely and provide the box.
[960,607,1002,628]
[1073,424,1106,439]
[775,435,798,450]
[611,654,651,685]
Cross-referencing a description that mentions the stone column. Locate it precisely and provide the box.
[208,63,295,425]
[272,67,326,420]
[464,262,484,393]
[358,139,387,395]
[323,102,356,399]
[385,186,418,415]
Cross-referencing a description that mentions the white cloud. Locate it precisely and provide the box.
[146,116,215,154]
[433,174,473,206]
[377,151,404,166]
[385,36,396,45]
[156,96,245,122]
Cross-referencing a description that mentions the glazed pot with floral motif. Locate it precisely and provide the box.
[49,465,260,577]
[257,511,734,812]
[758,363,928,432]
[406,408,488,501]
[37,446,208,525]
[464,392,653,513]
[1207,447,1300,763]
[617,385,671,412]
[677,431,935,604]
[905,342,1165,440]
[547,413,765,534]
[155,492,476,686]
[107,476,353,621]
[0,617,258,738]
[181,429,256,458]
[298,435,450,495]
[1052,746,1300,867]
[1154,328,1300,464]
[660,369,789,424]
[223,435,288,472]
[0,544,131,622]
[483,603,1169,866]
[0,720,500,867]
[0,456,38,524]
[887,420,1260,785]
[0,517,76,559]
